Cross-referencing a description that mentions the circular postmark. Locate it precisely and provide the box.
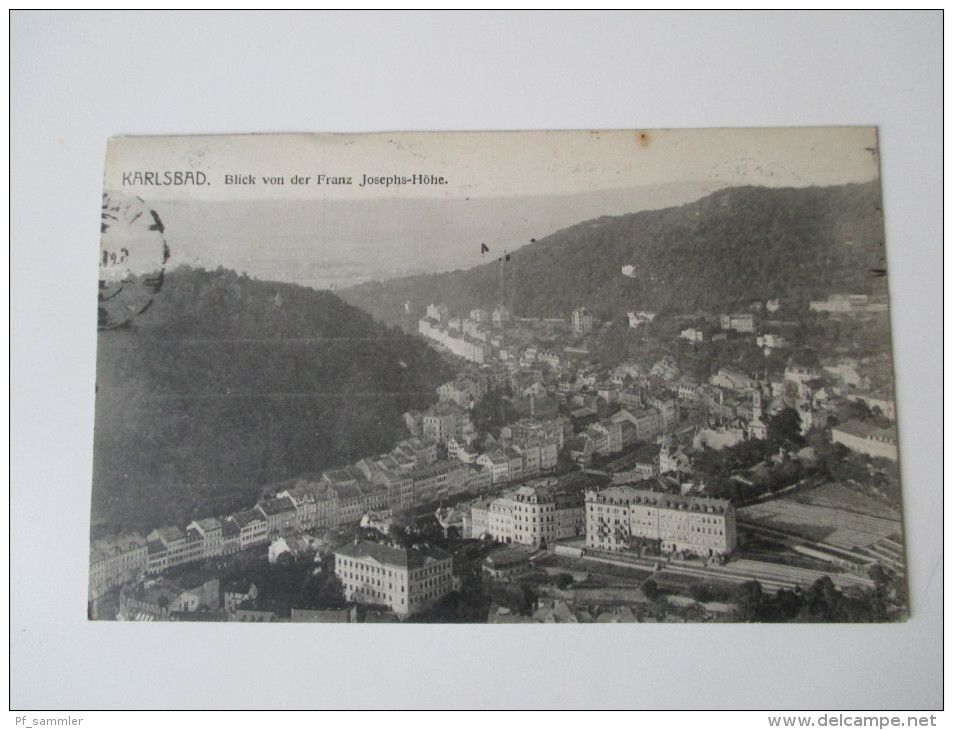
[99,191,170,329]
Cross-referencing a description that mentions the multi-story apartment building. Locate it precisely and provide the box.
[221,519,241,555]
[572,307,594,335]
[403,410,424,437]
[505,417,566,451]
[585,486,736,557]
[720,313,755,333]
[422,402,469,443]
[89,533,149,602]
[756,333,787,351]
[468,481,585,547]
[592,420,624,454]
[465,464,494,492]
[275,486,317,532]
[186,518,224,559]
[411,459,470,503]
[255,496,298,538]
[418,319,488,363]
[809,294,887,315]
[784,365,823,385]
[513,442,541,477]
[477,450,510,484]
[312,484,340,530]
[492,305,511,328]
[403,437,439,465]
[466,496,494,539]
[645,391,678,431]
[438,380,473,407]
[596,383,619,404]
[335,541,454,617]
[227,509,269,550]
[584,425,609,455]
[612,407,664,443]
[425,303,449,322]
[145,525,203,574]
[503,447,524,483]
[372,469,415,512]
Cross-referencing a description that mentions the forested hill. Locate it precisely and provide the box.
[91,266,451,537]
[339,181,887,329]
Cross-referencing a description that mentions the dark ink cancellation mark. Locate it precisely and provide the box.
[99,192,170,329]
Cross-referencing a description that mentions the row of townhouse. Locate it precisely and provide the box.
[567,403,675,466]
[118,576,263,621]
[89,533,149,603]
[475,439,561,485]
[468,304,511,328]
[93,412,568,595]
[353,437,440,479]
[144,494,306,575]
[418,318,489,363]
[88,491,309,595]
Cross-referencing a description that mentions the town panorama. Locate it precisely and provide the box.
[90,131,905,624]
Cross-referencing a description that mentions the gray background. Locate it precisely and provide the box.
[10,11,942,709]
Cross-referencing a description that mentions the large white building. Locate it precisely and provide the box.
[418,319,488,363]
[585,486,737,557]
[809,294,887,315]
[720,313,755,333]
[466,481,585,547]
[335,541,453,617]
[572,307,594,335]
[831,420,898,461]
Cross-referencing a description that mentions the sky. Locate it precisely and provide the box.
[104,128,881,290]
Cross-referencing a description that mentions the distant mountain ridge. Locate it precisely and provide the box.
[339,181,887,329]
[91,266,451,536]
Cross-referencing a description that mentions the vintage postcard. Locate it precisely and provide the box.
[90,129,906,624]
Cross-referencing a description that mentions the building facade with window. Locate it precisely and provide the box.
[585,486,737,557]
[335,541,453,617]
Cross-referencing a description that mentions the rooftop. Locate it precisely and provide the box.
[257,496,296,516]
[335,540,451,570]
[191,518,222,532]
[229,509,266,528]
[833,419,897,443]
[589,485,731,513]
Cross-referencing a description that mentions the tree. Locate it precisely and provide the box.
[800,575,846,622]
[735,580,765,622]
[867,564,890,591]
[472,390,519,434]
[641,578,659,601]
[555,573,574,590]
[767,407,805,449]
[690,583,713,603]
[775,588,803,620]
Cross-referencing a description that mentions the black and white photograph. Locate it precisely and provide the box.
[12,10,941,714]
[91,129,907,625]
